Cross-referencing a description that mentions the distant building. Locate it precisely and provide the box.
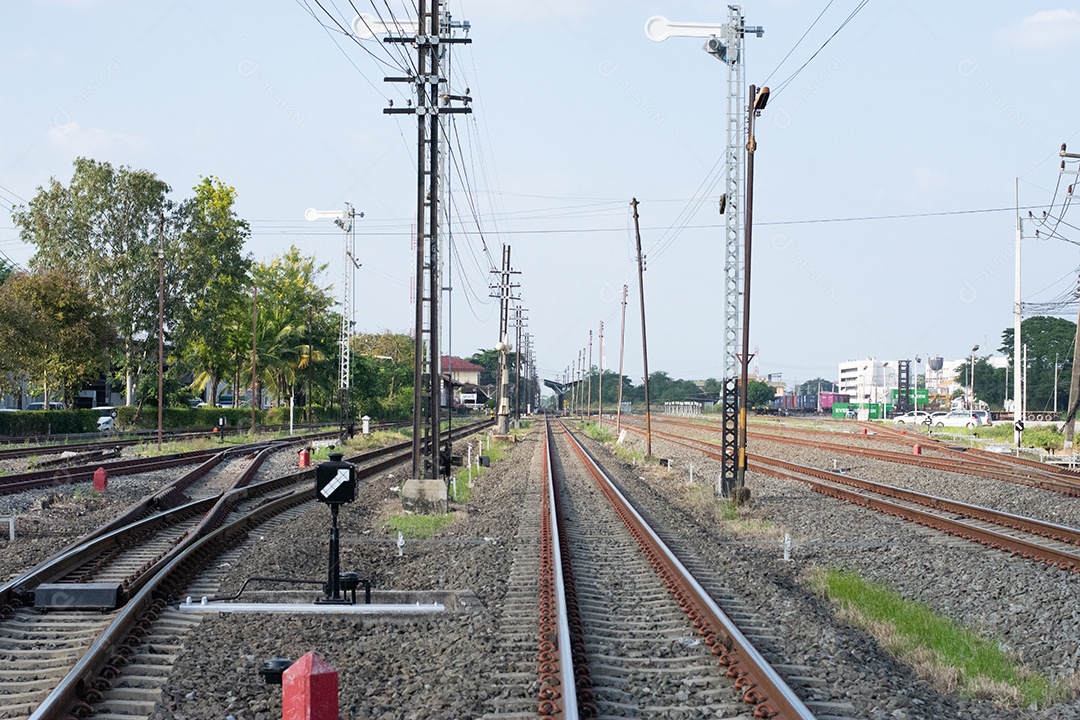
[440,356,489,409]
[440,356,483,386]
[837,358,897,405]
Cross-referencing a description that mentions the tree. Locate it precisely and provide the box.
[0,268,114,405]
[172,177,253,406]
[12,157,171,403]
[1000,316,1076,412]
[746,379,775,408]
[953,357,1005,408]
[796,377,837,395]
[248,246,335,409]
[466,349,503,388]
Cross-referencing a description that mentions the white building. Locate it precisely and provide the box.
[837,358,898,405]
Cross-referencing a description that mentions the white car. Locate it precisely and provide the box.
[893,411,931,425]
[934,410,983,429]
[92,406,117,432]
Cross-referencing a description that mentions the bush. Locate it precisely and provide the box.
[0,409,97,436]
[117,405,264,431]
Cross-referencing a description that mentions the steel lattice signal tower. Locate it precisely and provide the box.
[305,203,361,437]
[645,7,762,380]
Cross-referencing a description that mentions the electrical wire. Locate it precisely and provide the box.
[772,0,871,98]
[762,0,836,87]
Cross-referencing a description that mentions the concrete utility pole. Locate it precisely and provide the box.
[381,0,471,510]
[157,213,165,452]
[251,285,258,432]
[587,330,593,421]
[617,284,627,434]
[631,198,652,457]
[1064,274,1080,447]
[514,306,527,422]
[598,321,604,427]
[1014,179,1025,448]
[580,349,586,420]
[491,245,519,434]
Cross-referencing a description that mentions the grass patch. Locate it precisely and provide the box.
[444,431,516,504]
[385,513,454,539]
[72,484,101,501]
[581,420,615,443]
[813,567,1069,706]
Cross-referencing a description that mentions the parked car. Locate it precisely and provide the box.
[972,410,992,427]
[25,401,65,411]
[92,406,117,432]
[893,410,931,425]
[934,410,983,429]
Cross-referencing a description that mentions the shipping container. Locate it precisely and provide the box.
[819,392,850,410]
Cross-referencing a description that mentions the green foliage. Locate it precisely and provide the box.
[1000,316,1076,412]
[171,176,253,406]
[817,568,1061,705]
[13,157,172,403]
[0,409,98,435]
[114,405,262,430]
[249,246,336,413]
[0,268,114,405]
[466,348,501,387]
[795,377,837,395]
[385,513,454,538]
[349,348,414,422]
[581,420,615,443]
[745,379,775,408]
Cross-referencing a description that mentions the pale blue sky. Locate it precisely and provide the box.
[1,1,1078,391]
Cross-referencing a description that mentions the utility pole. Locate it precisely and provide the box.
[381,0,471,510]
[735,84,770,498]
[514,306,527,422]
[598,321,604,427]
[631,198,652,457]
[491,245,519,434]
[157,213,165,452]
[251,285,258,433]
[617,284,627,434]
[580,349,586,420]
[1064,274,1080,447]
[587,330,593,421]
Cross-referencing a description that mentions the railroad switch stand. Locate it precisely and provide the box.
[315,453,356,603]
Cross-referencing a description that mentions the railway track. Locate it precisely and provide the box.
[0,420,492,720]
[527,418,815,719]
[0,431,342,498]
[623,421,1080,574]
[651,416,1080,497]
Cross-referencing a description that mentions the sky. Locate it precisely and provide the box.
[1,1,1079,394]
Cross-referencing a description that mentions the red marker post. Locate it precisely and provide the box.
[282,652,338,720]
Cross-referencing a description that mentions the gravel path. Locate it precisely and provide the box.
[150,431,538,720]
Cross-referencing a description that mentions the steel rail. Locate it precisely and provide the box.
[752,456,1080,572]
[752,453,1080,551]
[537,418,579,719]
[621,422,1080,573]
[651,416,1080,496]
[0,433,328,497]
[22,419,496,720]
[556,420,814,720]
